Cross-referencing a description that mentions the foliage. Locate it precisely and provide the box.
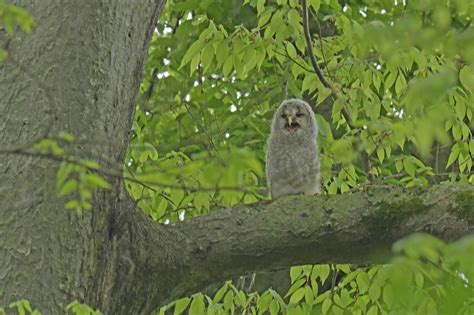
[126,0,474,224]
[0,300,102,315]
[122,0,474,313]
[0,0,35,60]
[1,0,472,313]
[66,301,103,315]
[157,234,474,314]
[3,234,473,314]
[33,134,112,215]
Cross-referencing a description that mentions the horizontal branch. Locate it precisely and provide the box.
[110,184,473,313]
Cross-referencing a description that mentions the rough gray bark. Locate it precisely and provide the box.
[0,1,473,315]
[112,184,473,313]
[0,0,165,313]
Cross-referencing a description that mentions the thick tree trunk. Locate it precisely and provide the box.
[1,1,473,315]
[0,0,165,313]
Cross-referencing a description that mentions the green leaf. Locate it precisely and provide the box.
[319,264,330,283]
[304,285,314,305]
[257,0,266,16]
[368,283,381,301]
[170,189,184,206]
[322,297,331,314]
[446,144,460,168]
[257,292,272,312]
[308,0,321,12]
[289,287,305,304]
[373,72,382,90]
[340,289,352,307]
[311,279,319,298]
[396,159,403,173]
[213,284,228,303]
[287,9,301,31]
[314,291,329,305]
[58,179,78,197]
[58,131,74,142]
[383,284,394,307]
[285,278,306,298]
[395,72,406,96]
[256,44,266,69]
[317,87,332,105]
[269,300,279,315]
[459,65,474,93]
[223,291,234,310]
[302,74,317,92]
[289,0,298,8]
[81,160,100,170]
[286,41,297,59]
[384,71,397,89]
[189,295,205,315]
[243,49,257,74]
[403,159,416,177]
[222,56,233,77]
[377,147,385,163]
[290,266,303,282]
[258,8,273,28]
[455,101,466,120]
[367,305,378,315]
[64,199,80,210]
[201,44,214,72]
[56,162,73,190]
[174,298,190,314]
[0,49,7,61]
[356,272,370,293]
[415,273,424,288]
[83,173,112,189]
[180,40,205,69]
[190,53,201,75]
[215,40,230,67]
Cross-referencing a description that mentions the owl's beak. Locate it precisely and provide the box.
[287,116,293,127]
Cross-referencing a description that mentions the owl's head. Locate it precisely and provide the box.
[272,99,317,137]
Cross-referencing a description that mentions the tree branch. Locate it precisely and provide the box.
[301,0,335,94]
[301,0,373,178]
[110,184,474,313]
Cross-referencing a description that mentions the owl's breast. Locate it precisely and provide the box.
[266,137,319,186]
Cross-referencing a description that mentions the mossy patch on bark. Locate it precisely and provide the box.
[448,191,474,224]
[364,197,430,238]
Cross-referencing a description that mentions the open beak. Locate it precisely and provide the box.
[286,116,300,132]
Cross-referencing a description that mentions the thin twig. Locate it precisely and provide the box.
[0,148,254,193]
[301,0,373,178]
[313,16,337,83]
[125,163,157,192]
[301,0,336,94]
[183,102,225,165]
[142,68,160,103]
[272,49,315,74]
[156,205,194,222]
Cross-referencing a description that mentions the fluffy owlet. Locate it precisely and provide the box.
[266,99,321,198]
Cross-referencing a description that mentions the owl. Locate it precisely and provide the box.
[266,99,321,198]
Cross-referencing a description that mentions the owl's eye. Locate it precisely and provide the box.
[281,114,287,119]
[296,112,304,117]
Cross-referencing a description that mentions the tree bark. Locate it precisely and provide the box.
[0,0,165,313]
[1,1,473,315]
[109,184,473,313]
